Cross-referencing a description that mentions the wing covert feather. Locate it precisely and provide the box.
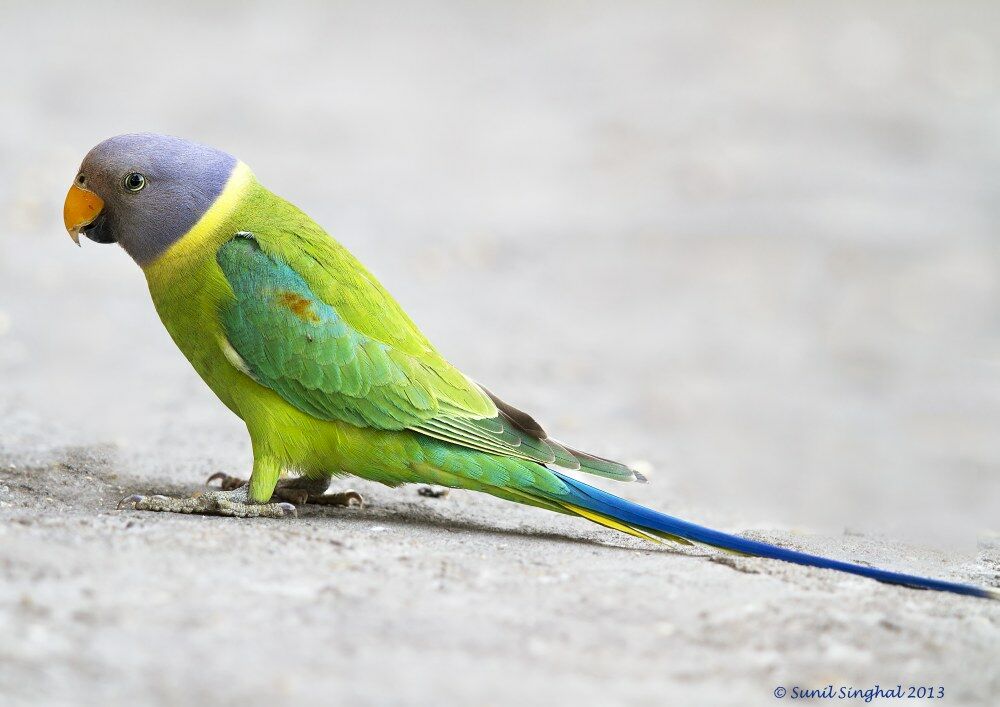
[216,227,639,481]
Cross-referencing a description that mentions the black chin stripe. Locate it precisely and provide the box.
[82,213,115,244]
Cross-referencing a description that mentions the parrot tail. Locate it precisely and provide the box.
[547,470,998,600]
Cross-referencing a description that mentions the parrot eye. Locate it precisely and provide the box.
[123,172,147,193]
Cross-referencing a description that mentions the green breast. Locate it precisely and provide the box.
[141,175,263,418]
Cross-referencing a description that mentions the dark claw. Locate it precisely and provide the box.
[341,491,364,507]
[314,490,364,507]
[117,494,144,510]
[205,472,245,491]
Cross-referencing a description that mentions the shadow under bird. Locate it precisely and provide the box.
[62,133,997,600]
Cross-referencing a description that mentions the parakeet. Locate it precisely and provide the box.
[63,133,996,599]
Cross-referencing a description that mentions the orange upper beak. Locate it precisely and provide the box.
[63,183,104,245]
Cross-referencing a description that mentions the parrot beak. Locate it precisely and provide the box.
[63,183,105,245]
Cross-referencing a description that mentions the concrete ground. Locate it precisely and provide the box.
[1,1,998,705]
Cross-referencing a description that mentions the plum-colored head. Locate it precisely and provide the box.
[63,133,238,264]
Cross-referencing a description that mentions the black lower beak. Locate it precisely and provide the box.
[80,213,115,244]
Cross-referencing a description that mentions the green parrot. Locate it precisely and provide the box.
[63,133,995,599]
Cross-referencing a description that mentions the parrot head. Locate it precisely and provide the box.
[63,133,237,264]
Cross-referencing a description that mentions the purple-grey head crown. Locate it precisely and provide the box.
[74,133,238,264]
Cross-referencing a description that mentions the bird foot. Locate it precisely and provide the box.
[117,484,296,518]
[205,473,364,508]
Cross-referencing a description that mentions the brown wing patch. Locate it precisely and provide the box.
[276,291,321,323]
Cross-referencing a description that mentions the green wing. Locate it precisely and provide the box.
[217,232,640,481]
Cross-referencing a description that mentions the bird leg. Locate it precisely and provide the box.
[117,483,296,518]
[205,473,364,507]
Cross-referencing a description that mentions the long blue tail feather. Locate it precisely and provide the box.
[551,471,997,600]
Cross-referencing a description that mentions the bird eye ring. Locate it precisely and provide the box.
[123,172,146,192]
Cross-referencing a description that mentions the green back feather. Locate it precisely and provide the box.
[215,195,640,482]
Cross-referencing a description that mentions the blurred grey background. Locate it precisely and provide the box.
[1,2,999,705]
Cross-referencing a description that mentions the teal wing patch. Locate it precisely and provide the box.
[219,233,445,429]
[217,234,640,480]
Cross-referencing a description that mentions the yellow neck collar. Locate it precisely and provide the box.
[144,161,255,275]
